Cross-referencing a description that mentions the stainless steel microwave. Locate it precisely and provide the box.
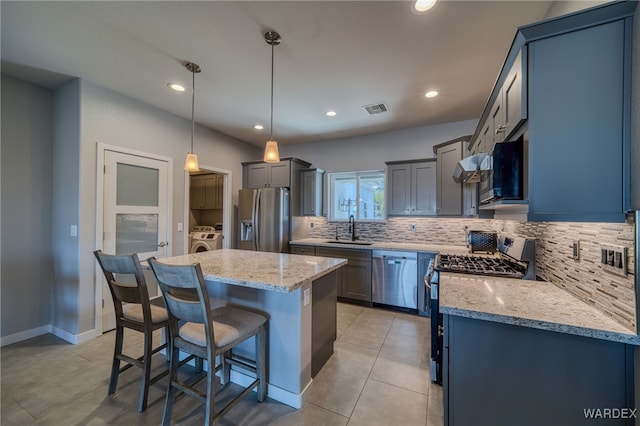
[479,136,524,204]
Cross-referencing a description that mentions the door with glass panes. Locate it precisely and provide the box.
[101,150,170,331]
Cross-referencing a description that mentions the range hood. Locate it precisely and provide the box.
[453,153,491,183]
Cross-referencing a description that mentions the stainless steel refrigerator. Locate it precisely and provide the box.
[238,188,290,253]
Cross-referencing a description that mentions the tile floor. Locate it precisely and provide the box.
[1,303,443,425]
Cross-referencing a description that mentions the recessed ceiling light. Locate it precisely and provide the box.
[414,0,437,13]
[425,90,439,98]
[254,124,264,130]
[168,83,185,92]
[326,110,337,117]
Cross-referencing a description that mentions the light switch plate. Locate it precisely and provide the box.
[600,243,627,276]
[303,288,311,306]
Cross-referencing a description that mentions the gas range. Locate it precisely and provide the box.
[428,234,537,385]
[435,254,525,278]
[434,234,537,280]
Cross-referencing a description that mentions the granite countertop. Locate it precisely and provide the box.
[439,272,640,346]
[156,249,347,293]
[290,237,469,255]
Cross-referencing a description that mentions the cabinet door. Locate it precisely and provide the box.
[502,49,525,138]
[489,100,503,146]
[269,161,291,187]
[245,164,269,188]
[190,175,204,209]
[528,20,626,221]
[343,260,372,301]
[412,162,437,215]
[481,123,491,153]
[202,175,217,209]
[387,164,411,215]
[436,142,463,216]
[301,169,323,216]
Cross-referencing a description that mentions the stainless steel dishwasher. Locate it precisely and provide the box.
[372,250,418,309]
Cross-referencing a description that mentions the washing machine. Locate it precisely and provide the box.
[190,226,223,253]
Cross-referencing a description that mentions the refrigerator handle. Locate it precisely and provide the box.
[252,189,260,251]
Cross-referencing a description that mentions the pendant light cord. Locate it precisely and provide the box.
[270,41,274,141]
[191,67,195,154]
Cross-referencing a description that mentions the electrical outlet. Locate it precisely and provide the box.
[571,240,580,260]
[600,243,627,276]
[70,225,77,237]
[177,222,184,232]
[303,288,311,306]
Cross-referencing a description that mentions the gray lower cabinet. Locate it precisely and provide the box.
[315,246,372,302]
[289,244,316,255]
[386,160,436,216]
[444,315,633,426]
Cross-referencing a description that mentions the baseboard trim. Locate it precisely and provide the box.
[229,370,308,409]
[1,325,99,347]
[0,325,51,347]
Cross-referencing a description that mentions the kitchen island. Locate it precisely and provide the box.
[439,273,639,426]
[157,249,347,408]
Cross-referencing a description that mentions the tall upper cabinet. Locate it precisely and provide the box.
[470,1,636,222]
[434,137,470,216]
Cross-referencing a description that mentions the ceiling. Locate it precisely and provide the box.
[1,1,558,147]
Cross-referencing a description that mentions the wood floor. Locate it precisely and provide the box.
[1,303,443,425]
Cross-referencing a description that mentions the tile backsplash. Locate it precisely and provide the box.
[306,216,636,332]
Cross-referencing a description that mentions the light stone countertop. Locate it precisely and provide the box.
[156,249,347,293]
[290,238,470,255]
[439,272,640,346]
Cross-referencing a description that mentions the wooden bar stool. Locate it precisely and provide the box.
[93,250,170,412]
[148,258,268,426]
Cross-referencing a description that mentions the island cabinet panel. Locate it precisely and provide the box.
[311,271,338,377]
[316,246,372,302]
[386,159,436,216]
[444,315,633,426]
[527,19,628,222]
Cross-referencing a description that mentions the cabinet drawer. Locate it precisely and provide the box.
[316,246,372,262]
[290,245,316,255]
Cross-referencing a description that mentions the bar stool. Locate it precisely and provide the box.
[148,258,268,426]
[93,250,170,412]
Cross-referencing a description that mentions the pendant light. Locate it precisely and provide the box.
[184,62,201,171]
[263,31,281,163]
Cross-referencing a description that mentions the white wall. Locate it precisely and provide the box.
[1,75,54,339]
[1,75,261,342]
[544,0,610,19]
[278,120,478,172]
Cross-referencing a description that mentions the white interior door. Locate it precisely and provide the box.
[101,149,170,332]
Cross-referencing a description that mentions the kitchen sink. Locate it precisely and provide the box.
[326,240,373,246]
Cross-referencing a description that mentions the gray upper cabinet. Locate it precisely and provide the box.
[434,138,468,216]
[386,160,436,216]
[527,19,629,222]
[244,161,291,188]
[471,48,526,155]
[242,157,312,216]
[300,168,324,216]
[470,1,635,222]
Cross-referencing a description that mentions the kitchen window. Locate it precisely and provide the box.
[327,171,385,222]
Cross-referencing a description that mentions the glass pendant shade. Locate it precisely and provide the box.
[263,140,280,163]
[184,153,200,171]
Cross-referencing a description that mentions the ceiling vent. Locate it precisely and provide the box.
[363,102,390,115]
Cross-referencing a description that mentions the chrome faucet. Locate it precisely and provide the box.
[348,215,357,241]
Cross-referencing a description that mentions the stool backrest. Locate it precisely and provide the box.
[94,250,151,320]
[148,259,214,339]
